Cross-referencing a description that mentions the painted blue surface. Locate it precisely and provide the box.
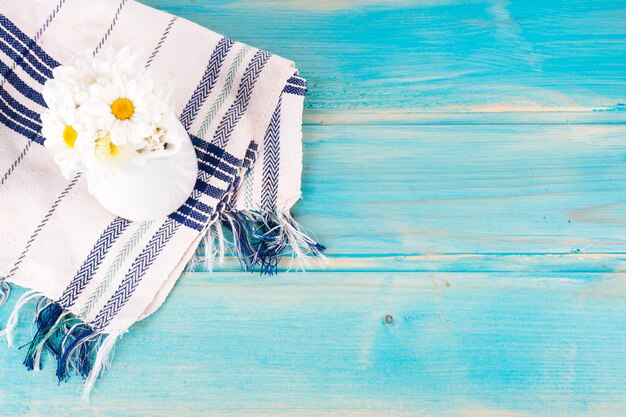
[1,1,626,416]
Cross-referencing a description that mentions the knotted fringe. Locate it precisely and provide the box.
[1,295,115,399]
[194,209,326,275]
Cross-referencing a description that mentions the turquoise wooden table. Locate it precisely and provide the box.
[2,1,626,416]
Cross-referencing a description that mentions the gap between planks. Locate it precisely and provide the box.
[303,110,626,126]
[190,253,626,274]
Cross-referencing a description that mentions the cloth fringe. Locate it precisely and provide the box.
[0,279,11,307]
[0,289,42,347]
[0,211,323,396]
[82,332,117,399]
[192,209,326,275]
[0,295,114,398]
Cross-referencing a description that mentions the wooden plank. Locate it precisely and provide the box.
[1,272,625,416]
[142,0,626,114]
[285,124,626,255]
[2,1,625,415]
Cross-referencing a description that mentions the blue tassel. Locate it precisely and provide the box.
[227,211,256,271]
[56,324,100,382]
[21,300,103,383]
[23,301,64,371]
[229,211,286,275]
[223,210,326,275]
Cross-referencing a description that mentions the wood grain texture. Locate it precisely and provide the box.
[1,0,625,416]
[141,0,626,114]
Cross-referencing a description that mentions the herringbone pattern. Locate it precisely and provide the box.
[211,50,271,148]
[197,45,251,139]
[0,11,61,71]
[58,217,131,309]
[80,221,154,317]
[172,138,245,230]
[179,37,234,130]
[89,219,179,331]
[261,97,281,211]
[0,26,48,84]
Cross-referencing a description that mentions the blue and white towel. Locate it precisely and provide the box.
[0,0,323,395]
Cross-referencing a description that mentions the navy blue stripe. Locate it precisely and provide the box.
[242,157,254,170]
[179,37,235,130]
[185,197,213,214]
[93,0,128,56]
[175,131,251,228]
[191,134,242,164]
[191,134,242,167]
[198,160,233,183]
[242,141,257,169]
[0,90,42,132]
[179,202,209,223]
[212,50,272,148]
[286,81,307,88]
[0,3,65,192]
[245,146,256,160]
[0,29,49,84]
[0,15,60,69]
[0,21,58,75]
[261,97,281,211]
[0,60,46,106]
[90,219,180,331]
[283,84,307,96]
[194,179,224,199]
[190,141,241,175]
[58,217,131,308]
[0,25,55,76]
[168,212,203,232]
[287,75,306,86]
[0,85,41,122]
[193,147,238,176]
[0,106,44,144]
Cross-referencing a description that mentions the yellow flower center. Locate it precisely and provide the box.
[111,98,135,121]
[108,142,120,156]
[95,134,121,160]
[63,125,78,148]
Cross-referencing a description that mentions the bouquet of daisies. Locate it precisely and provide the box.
[42,47,182,187]
[41,47,196,220]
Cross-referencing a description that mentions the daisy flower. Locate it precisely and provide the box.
[84,130,144,192]
[99,46,145,77]
[41,46,181,197]
[83,74,163,146]
[43,52,103,109]
[41,102,89,179]
[43,47,145,109]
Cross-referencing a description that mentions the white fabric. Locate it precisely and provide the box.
[0,0,305,335]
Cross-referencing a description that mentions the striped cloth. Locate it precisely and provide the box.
[0,0,321,391]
